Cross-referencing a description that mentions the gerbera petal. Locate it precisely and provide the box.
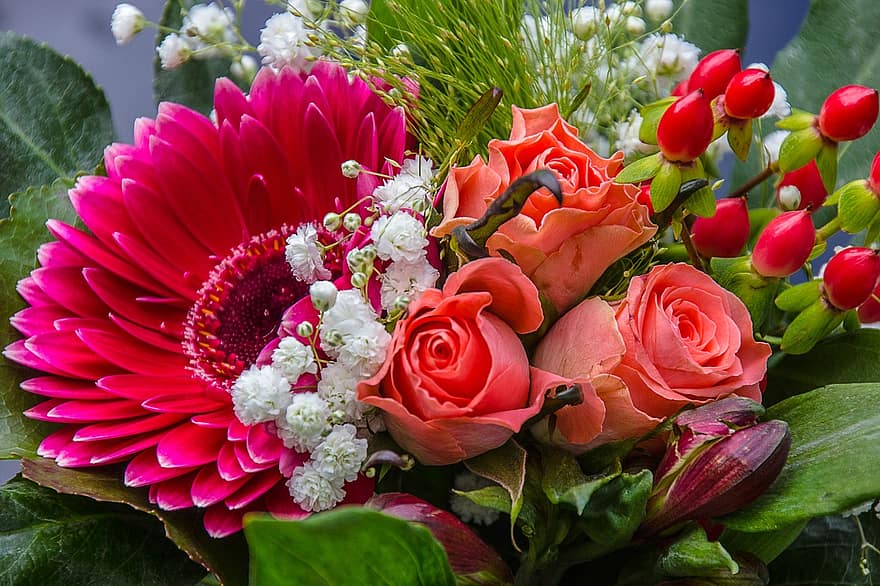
[125,448,197,487]
[156,423,227,468]
[191,464,251,507]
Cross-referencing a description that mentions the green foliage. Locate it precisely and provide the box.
[722,383,880,532]
[21,458,249,586]
[465,440,528,532]
[0,33,114,214]
[0,476,204,586]
[722,521,809,564]
[154,0,235,114]
[672,0,749,53]
[578,470,652,546]
[657,525,739,578]
[0,181,79,458]
[244,508,455,586]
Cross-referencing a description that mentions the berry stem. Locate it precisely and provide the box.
[726,164,778,200]
[679,222,707,272]
[816,216,841,242]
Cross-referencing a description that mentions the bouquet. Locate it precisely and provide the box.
[1,0,879,584]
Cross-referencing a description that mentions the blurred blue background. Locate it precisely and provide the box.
[0,0,812,483]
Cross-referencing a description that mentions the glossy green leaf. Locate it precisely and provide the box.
[154,0,235,114]
[657,525,739,578]
[245,508,455,586]
[722,383,880,532]
[615,153,662,184]
[671,0,749,53]
[639,98,676,145]
[722,521,808,564]
[651,162,682,213]
[765,514,880,585]
[0,181,78,458]
[0,476,204,586]
[21,458,248,586]
[578,470,652,546]
[0,33,113,211]
[767,0,880,187]
[540,450,614,516]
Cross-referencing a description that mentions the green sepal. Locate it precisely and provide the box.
[639,97,676,145]
[777,127,824,173]
[814,142,838,193]
[651,162,683,213]
[711,256,780,330]
[781,299,844,355]
[678,159,715,217]
[614,153,662,184]
[835,179,880,233]
[775,108,817,131]
[727,119,753,161]
[843,309,862,331]
[775,280,821,312]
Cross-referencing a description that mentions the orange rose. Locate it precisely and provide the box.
[357,258,546,465]
[531,264,772,452]
[434,104,656,313]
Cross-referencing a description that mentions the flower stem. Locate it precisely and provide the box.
[726,164,778,200]
[680,222,706,272]
[816,216,841,242]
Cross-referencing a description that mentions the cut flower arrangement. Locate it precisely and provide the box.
[1,1,879,584]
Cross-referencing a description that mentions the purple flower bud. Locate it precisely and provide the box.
[367,492,513,585]
[642,418,790,536]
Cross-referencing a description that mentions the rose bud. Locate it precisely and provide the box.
[858,282,880,324]
[368,493,513,585]
[641,418,790,536]
[822,247,880,310]
[751,210,815,277]
[776,161,828,211]
[657,90,714,163]
[687,49,741,100]
[690,197,750,258]
[817,84,880,142]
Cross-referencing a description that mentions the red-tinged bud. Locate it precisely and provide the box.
[657,90,714,163]
[751,210,815,277]
[869,150,880,195]
[671,79,688,97]
[642,419,790,536]
[822,247,880,310]
[817,85,880,142]
[690,197,750,258]
[637,182,655,215]
[723,68,775,119]
[368,493,513,584]
[776,161,828,211]
[687,49,741,100]
[858,282,880,324]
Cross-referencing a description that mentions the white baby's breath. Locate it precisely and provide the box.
[288,462,346,512]
[230,365,291,425]
[286,223,331,283]
[111,3,145,45]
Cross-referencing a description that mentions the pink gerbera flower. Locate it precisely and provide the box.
[5,62,409,537]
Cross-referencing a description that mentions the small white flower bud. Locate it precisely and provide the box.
[310,280,339,311]
[324,330,345,347]
[625,16,646,35]
[157,33,192,70]
[341,160,363,178]
[111,3,145,45]
[339,0,369,27]
[619,1,642,16]
[659,19,674,33]
[296,321,315,338]
[645,0,675,21]
[323,212,342,231]
[391,43,410,59]
[778,185,802,211]
[343,212,362,232]
[392,295,410,312]
[359,245,377,263]
[350,271,368,288]
[570,6,601,40]
[230,55,258,83]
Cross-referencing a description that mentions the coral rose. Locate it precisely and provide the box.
[531,263,771,452]
[433,104,656,313]
[357,257,546,465]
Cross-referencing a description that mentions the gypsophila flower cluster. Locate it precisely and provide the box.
[226,154,440,512]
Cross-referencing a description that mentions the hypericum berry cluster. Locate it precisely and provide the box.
[229,155,440,512]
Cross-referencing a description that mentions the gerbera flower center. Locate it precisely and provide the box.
[184,227,308,391]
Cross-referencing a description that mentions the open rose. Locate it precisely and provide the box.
[531,263,771,452]
[433,104,656,313]
[357,257,546,465]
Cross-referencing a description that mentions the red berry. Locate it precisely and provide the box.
[637,183,655,215]
[823,247,880,310]
[868,150,880,196]
[691,197,750,258]
[723,68,775,119]
[751,210,815,278]
[687,49,741,100]
[858,282,880,324]
[817,85,879,142]
[776,161,828,211]
[657,90,714,163]
[671,80,689,97]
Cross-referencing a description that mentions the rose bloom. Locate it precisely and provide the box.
[433,104,656,313]
[531,263,772,452]
[357,257,546,465]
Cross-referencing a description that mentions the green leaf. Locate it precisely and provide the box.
[615,153,662,184]
[465,440,527,530]
[722,521,808,564]
[21,458,248,586]
[0,476,204,586]
[540,449,615,516]
[453,485,511,515]
[815,143,839,194]
[651,162,682,213]
[769,0,880,187]
[154,0,234,114]
[0,181,79,458]
[685,186,717,218]
[727,120,753,162]
[722,383,880,532]
[765,514,880,585]
[775,280,822,313]
[657,525,739,578]
[672,0,749,53]
[245,508,456,586]
[767,329,880,400]
[639,98,676,145]
[0,33,113,211]
[578,470,652,546]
